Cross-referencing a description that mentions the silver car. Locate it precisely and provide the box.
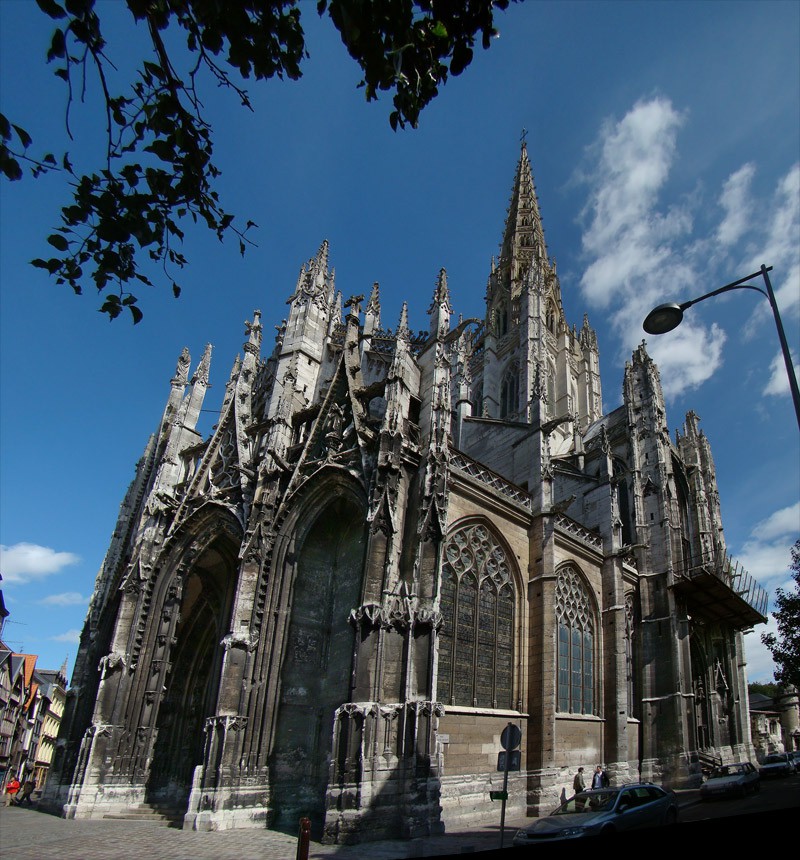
[759,753,795,777]
[700,762,760,799]
[512,784,678,843]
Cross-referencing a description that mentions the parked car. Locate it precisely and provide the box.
[700,762,760,799]
[512,784,678,844]
[759,752,795,777]
[789,750,800,772]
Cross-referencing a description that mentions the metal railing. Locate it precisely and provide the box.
[677,548,769,618]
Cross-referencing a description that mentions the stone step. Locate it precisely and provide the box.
[103,804,184,825]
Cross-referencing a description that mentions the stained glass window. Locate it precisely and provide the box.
[438,523,515,708]
[555,566,596,715]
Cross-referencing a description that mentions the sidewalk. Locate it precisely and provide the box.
[0,791,702,860]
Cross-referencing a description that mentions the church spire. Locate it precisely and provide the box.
[428,268,451,339]
[397,301,410,343]
[499,140,547,293]
[364,282,381,337]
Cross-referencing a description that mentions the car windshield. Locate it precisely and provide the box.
[764,754,786,763]
[713,765,744,777]
[556,791,617,814]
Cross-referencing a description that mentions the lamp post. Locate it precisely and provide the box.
[643,264,800,431]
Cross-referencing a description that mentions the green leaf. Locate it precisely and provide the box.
[12,125,32,149]
[47,28,66,62]
[143,60,164,80]
[431,21,448,38]
[47,233,69,251]
[35,0,67,20]
[1,154,22,181]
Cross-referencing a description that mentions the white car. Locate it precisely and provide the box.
[759,753,795,777]
[700,762,760,799]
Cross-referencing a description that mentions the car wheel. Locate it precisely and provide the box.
[600,825,616,836]
[665,808,678,826]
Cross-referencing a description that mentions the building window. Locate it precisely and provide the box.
[625,591,636,717]
[546,302,556,334]
[555,566,596,715]
[500,362,519,418]
[438,523,515,708]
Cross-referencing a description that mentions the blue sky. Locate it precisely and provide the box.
[1,0,798,683]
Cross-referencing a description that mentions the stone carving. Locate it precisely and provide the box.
[205,715,249,733]
[291,630,320,663]
[220,630,259,652]
[443,523,512,591]
[554,513,603,550]
[450,451,531,510]
[97,651,127,676]
[555,566,594,630]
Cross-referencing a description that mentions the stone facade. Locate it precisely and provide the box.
[749,687,800,758]
[43,145,768,840]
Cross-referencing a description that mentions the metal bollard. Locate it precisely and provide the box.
[296,816,311,860]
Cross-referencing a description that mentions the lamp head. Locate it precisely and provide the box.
[643,302,684,335]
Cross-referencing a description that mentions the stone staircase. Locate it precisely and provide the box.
[103,802,185,827]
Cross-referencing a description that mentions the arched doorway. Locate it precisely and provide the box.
[270,495,366,835]
[146,535,237,809]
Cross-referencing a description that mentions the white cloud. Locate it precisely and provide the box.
[744,164,800,336]
[743,615,779,684]
[647,320,726,401]
[578,100,798,403]
[763,351,793,397]
[751,502,800,543]
[577,97,726,397]
[737,502,799,586]
[51,629,81,644]
[39,592,89,607]
[0,543,80,584]
[716,163,756,247]
[738,504,799,683]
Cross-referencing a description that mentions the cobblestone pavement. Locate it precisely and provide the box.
[0,793,702,860]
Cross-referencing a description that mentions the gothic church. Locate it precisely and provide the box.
[44,145,768,840]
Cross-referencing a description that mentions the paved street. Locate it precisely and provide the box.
[0,804,531,860]
[0,783,793,859]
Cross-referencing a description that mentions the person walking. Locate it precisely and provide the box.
[3,775,20,806]
[573,766,586,810]
[15,779,35,806]
[591,764,609,789]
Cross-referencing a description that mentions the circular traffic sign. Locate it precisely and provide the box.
[500,723,521,751]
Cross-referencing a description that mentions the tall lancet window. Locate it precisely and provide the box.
[438,523,515,709]
[624,592,636,717]
[546,302,556,334]
[500,362,519,419]
[555,565,596,715]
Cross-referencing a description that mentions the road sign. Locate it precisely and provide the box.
[497,750,521,772]
[500,723,521,751]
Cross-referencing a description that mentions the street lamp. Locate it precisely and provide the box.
[643,264,800,430]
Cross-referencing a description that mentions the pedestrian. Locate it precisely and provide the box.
[573,766,586,810]
[591,764,609,789]
[3,775,20,806]
[16,779,36,806]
